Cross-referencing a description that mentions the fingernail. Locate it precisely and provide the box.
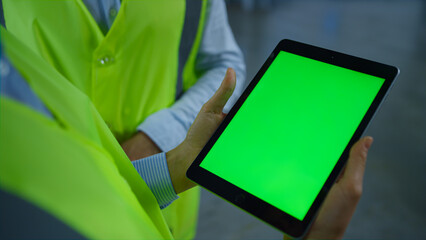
[364,136,373,150]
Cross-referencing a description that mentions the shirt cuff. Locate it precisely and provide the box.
[131,152,179,209]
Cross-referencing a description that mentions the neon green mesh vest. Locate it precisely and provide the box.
[0,28,174,239]
[3,0,208,238]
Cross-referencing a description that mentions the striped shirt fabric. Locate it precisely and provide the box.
[132,153,179,209]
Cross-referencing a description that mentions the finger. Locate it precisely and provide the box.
[203,68,236,114]
[341,136,373,185]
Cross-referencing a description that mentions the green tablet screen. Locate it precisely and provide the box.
[200,51,384,221]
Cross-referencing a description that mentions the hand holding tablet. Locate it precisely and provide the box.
[166,68,237,194]
[300,136,372,239]
[176,39,398,238]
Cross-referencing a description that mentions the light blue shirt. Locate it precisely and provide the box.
[2,0,246,208]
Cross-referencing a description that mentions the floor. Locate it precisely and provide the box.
[196,0,426,239]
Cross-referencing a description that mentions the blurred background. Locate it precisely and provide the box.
[196,0,426,239]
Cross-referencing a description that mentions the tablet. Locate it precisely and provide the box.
[187,39,399,237]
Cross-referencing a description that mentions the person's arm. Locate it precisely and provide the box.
[126,68,235,210]
[122,0,246,160]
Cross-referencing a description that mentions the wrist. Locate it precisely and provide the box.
[121,131,161,161]
[166,142,197,194]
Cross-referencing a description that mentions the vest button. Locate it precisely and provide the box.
[97,56,114,66]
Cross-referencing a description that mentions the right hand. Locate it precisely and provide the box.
[286,137,373,239]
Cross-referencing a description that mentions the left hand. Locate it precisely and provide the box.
[166,68,236,193]
[121,131,162,161]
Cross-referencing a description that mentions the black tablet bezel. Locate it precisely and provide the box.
[187,39,399,238]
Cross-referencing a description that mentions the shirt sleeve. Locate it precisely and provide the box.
[138,0,247,152]
[131,152,179,209]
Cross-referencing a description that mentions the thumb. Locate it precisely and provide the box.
[341,136,373,185]
[202,68,236,114]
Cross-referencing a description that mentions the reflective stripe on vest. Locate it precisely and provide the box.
[0,27,173,239]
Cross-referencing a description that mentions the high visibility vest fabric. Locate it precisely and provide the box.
[0,28,173,239]
[3,0,207,141]
[3,1,208,238]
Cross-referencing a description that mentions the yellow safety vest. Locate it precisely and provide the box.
[0,28,173,239]
[3,1,208,238]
